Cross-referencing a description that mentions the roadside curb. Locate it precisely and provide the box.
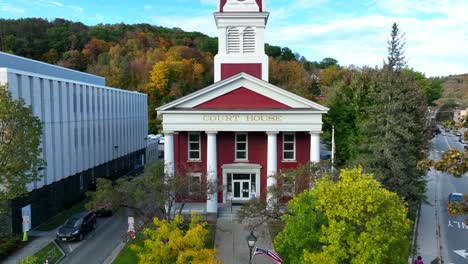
[409,206,420,264]
[53,240,66,264]
[103,241,126,264]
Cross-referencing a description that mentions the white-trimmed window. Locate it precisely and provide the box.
[283,133,296,161]
[188,173,202,194]
[235,133,248,161]
[188,132,201,161]
[282,174,295,196]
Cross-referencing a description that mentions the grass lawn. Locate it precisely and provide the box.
[112,236,143,264]
[32,242,64,264]
[35,200,86,231]
[205,223,216,249]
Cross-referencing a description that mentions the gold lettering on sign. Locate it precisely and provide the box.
[202,115,282,122]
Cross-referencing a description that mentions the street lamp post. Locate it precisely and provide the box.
[246,231,257,264]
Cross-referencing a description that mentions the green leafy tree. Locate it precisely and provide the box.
[273,191,326,264]
[403,69,443,105]
[0,85,43,235]
[237,162,335,230]
[303,168,412,264]
[323,68,378,164]
[130,214,220,264]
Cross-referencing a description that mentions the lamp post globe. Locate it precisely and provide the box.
[246,231,257,264]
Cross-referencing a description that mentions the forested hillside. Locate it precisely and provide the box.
[436,74,468,109]
[0,18,339,132]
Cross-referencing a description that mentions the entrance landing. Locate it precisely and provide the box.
[215,204,275,264]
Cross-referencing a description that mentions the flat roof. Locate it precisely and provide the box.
[0,51,105,86]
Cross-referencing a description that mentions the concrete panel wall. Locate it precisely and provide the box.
[0,68,148,191]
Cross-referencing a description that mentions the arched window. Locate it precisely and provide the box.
[227,27,241,54]
[243,27,256,54]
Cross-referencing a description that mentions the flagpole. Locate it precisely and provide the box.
[331,126,335,171]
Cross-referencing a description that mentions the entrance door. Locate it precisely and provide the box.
[233,180,250,200]
[232,174,251,201]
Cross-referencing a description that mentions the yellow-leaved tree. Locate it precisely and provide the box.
[131,214,220,264]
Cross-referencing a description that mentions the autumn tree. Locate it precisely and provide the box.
[418,148,468,177]
[0,85,44,235]
[86,162,211,223]
[131,214,220,264]
[301,168,411,264]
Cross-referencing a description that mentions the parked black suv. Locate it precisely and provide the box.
[56,211,97,242]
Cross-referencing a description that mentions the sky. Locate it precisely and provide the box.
[0,0,467,77]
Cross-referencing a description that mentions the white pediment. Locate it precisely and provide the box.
[156,72,329,112]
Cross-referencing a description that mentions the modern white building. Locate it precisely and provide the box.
[0,51,148,233]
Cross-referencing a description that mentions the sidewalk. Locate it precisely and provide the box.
[3,229,57,264]
[416,167,441,263]
[215,204,276,264]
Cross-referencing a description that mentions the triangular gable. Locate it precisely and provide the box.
[156,72,329,111]
[195,87,290,109]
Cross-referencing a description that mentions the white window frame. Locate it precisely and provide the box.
[235,133,248,161]
[187,173,202,195]
[283,133,296,161]
[281,173,295,196]
[188,132,201,161]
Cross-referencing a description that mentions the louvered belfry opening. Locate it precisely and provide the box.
[227,27,241,54]
[243,27,255,54]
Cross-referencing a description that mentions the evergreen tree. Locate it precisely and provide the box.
[355,24,430,209]
[386,23,406,71]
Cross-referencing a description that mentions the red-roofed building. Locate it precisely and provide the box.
[156,0,328,214]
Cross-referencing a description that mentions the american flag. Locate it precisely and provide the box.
[254,247,283,263]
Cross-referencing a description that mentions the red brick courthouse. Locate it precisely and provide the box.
[156,0,329,214]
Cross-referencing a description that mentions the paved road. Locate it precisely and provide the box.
[57,208,131,264]
[434,133,468,264]
[423,132,468,264]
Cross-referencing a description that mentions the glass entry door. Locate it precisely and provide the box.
[233,180,250,200]
[232,173,251,200]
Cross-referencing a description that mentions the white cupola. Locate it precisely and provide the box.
[214,0,269,82]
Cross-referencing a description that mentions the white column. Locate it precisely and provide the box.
[266,132,278,203]
[206,131,218,214]
[310,132,321,163]
[164,132,174,176]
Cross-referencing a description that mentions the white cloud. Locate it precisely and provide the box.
[50,1,63,7]
[144,4,152,11]
[263,0,468,76]
[0,2,25,13]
